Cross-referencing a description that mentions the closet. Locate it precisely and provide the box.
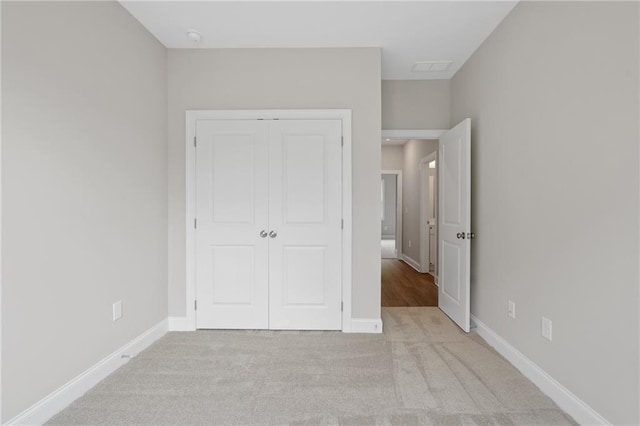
[194,119,343,330]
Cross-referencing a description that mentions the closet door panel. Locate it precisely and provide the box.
[268,120,343,330]
[195,120,269,329]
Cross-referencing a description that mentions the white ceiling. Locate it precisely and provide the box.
[119,1,518,80]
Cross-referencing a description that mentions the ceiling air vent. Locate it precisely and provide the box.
[412,61,453,72]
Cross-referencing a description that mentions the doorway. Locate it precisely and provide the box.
[420,152,438,280]
[380,170,402,260]
[380,121,472,331]
[380,138,439,307]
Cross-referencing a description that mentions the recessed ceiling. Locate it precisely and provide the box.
[119,1,518,80]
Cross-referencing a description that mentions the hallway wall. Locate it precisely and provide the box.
[382,80,450,129]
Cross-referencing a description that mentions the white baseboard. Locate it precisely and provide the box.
[401,254,422,272]
[168,316,195,331]
[432,273,439,286]
[7,319,168,426]
[170,316,379,334]
[347,318,383,334]
[471,315,610,426]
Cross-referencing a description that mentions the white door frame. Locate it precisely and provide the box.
[381,170,403,259]
[419,152,437,278]
[185,109,353,332]
[382,129,447,140]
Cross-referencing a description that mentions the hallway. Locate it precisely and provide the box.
[381,259,438,307]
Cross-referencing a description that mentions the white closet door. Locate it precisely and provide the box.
[195,120,269,329]
[267,120,343,330]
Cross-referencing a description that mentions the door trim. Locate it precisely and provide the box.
[185,109,353,332]
[382,129,446,140]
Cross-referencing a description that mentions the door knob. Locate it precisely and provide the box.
[259,230,268,238]
[269,230,277,239]
[456,232,466,239]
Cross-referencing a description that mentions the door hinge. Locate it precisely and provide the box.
[341,219,344,230]
[194,218,197,229]
[194,300,197,311]
[341,301,343,312]
[341,136,344,147]
[194,136,197,147]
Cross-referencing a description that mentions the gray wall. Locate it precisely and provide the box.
[451,2,639,424]
[167,48,382,320]
[381,145,403,170]
[381,174,397,238]
[401,140,438,263]
[382,80,450,129]
[1,2,168,421]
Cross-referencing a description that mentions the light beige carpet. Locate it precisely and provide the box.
[48,308,576,425]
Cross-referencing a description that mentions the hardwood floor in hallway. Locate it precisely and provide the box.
[381,259,438,307]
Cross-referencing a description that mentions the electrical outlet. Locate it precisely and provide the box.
[508,300,516,319]
[408,240,412,248]
[113,301,122,322]
[541,317,552,341]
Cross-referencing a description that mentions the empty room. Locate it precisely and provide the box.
[2,1,639,425]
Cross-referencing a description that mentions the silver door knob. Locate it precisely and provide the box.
[269,230,277,239]
[259,230,268,238]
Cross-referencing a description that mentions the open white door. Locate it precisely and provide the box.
[438,118,471,332]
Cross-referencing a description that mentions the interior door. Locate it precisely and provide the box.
[268,120,343,330]
[438,118,471,332]
[195,120,270,329]
[195,118,343,330]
